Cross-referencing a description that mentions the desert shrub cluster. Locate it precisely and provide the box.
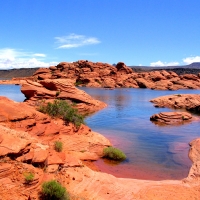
[103,146,126,161]
[38,100,84,128]
[41,180,69,200]
[54,141,63,152]
[24,172,34,184]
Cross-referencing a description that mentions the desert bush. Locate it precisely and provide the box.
[54,141,63,152]
[24,172,34,184]
[41,180,69,200]
[103,146,126,161]
[38,100,84,128]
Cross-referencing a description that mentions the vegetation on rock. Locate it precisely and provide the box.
[38,99,84,127]
[54,141,63,152]
[103,146,126,161]
[41,180,69,200]
[24,172,34,184]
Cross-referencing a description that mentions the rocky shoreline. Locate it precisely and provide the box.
[1,62,200,199]
[0,91,200,199]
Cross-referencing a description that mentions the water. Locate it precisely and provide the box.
[0,85,25,102]
[1,84,200,180]
[82,88,200,180]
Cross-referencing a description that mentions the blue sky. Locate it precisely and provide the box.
[0,0,200,69]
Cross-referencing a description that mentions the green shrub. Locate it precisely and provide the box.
[38,100,84,128]
[103,146,126,161]
[41,180,69,200]
[54,141,63,152]
[24,172,34,184]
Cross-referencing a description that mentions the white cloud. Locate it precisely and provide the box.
[150,61,179,67]
[183,56,200,65]
[33,53,46,57]
[0,48,57,69]
[55,33,101,49]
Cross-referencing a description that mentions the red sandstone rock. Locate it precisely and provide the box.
[2,59,199,91]
[150,94,200,112]
[150,111,193,125]
[33,68,51,76]
[21,79,106,114]
[0,96,200,199]
[135,78,155,88]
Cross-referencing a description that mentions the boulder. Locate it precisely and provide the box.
[150,94,200,112]
[150,112,193,125]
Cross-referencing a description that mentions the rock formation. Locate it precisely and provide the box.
[0,96,200,199]
[29,60,200,90]
[150,111,194,125]
[20,79,107,114]
[150,94,200,112]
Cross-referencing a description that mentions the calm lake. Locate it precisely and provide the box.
[1,84,200,180]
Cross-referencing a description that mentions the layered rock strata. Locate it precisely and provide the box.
[150,111,194,125]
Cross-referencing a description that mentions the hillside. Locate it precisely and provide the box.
[0,68,39,79]
[130,62,200,75]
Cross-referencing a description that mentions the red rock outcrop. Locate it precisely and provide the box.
[0,96,111,199]
[28,60,200,90]
[150,94,200,112]
[20,79,106,114]
[185,138,200,183]
[150,111,194,125]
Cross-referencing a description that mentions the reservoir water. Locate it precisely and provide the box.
[0,84,25,102]
[1,85,200,180]
[82,87,200,180]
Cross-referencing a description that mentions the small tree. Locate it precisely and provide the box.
[41,180,69,200]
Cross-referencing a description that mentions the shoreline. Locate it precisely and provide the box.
[0,81,200,199]
[0,81,196,181]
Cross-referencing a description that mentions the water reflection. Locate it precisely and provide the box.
[0,85,25,102]
[82,87,200,180]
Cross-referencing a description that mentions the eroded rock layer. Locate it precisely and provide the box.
[150,111,194,125]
